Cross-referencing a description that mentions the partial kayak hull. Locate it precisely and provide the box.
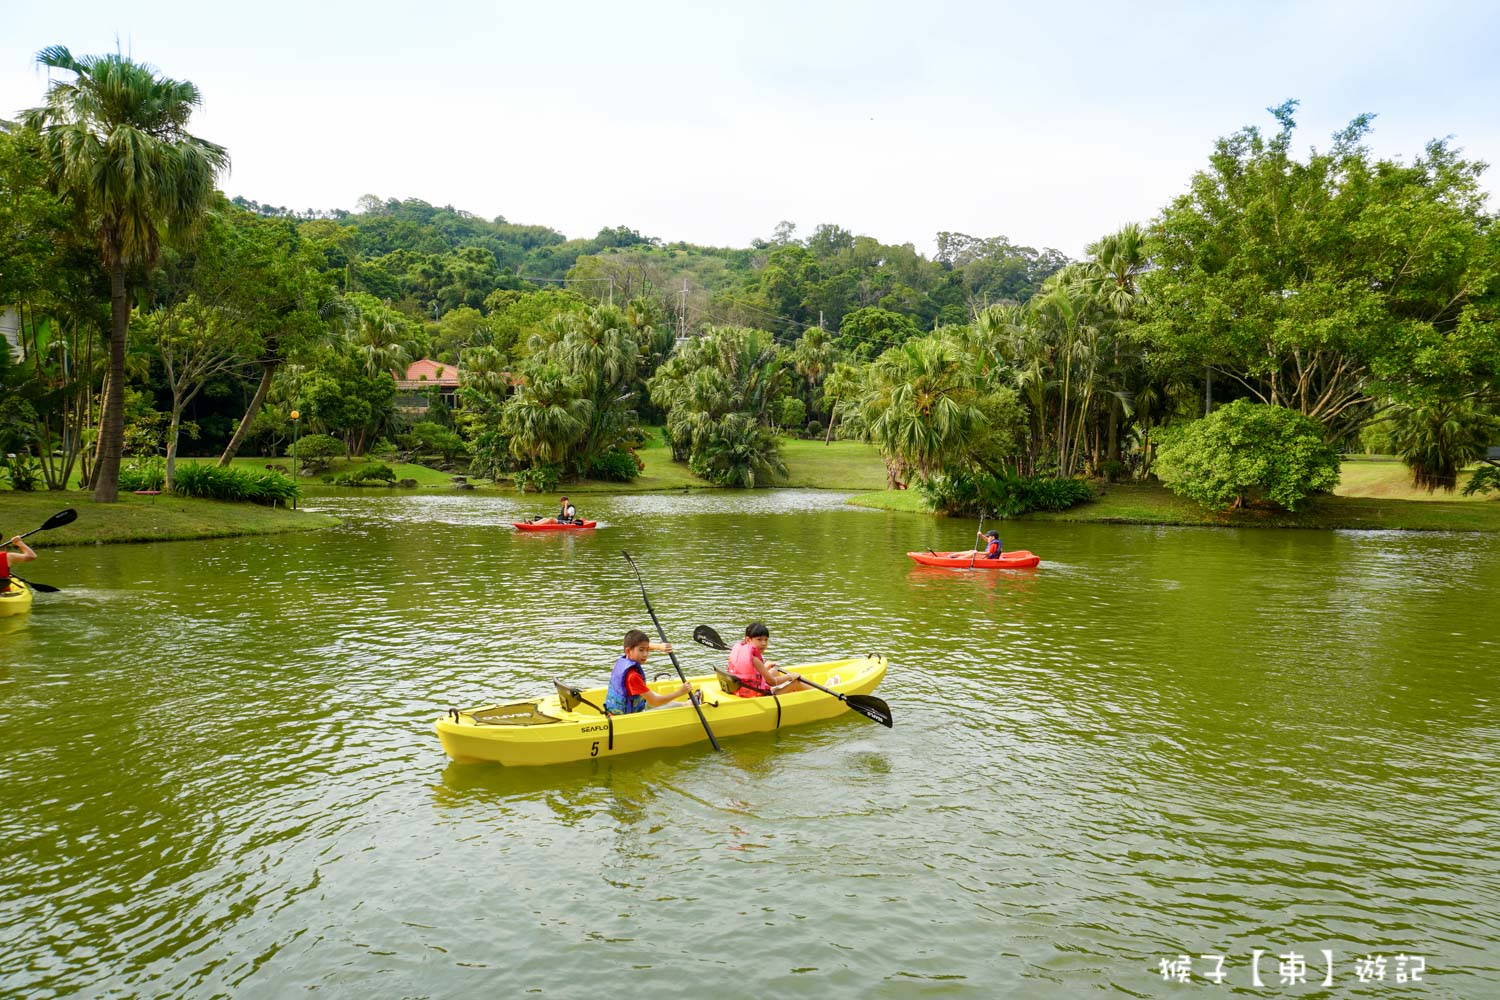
[436,656,887,766]
[906,549,1041,569]
[0,578,34,617]
[512,520,598,532]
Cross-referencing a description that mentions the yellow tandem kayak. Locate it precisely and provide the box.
[0,578,34,618]
[436,655,888,766]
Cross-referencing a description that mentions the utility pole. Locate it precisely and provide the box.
[608,275,615,307]
[818,310,824,331]
[679,280,689,340]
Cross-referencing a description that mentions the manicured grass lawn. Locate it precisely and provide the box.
[269,428,885,495]
[776,438,888,490]
[0,490,338,547]
[1335,456,1489,502]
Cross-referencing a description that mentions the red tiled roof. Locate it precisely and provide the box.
[395,358,459,390]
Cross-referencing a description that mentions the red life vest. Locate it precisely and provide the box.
[728,640,772,697]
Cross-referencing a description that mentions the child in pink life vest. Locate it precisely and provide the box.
[726,622,808,698]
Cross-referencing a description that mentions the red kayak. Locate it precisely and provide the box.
[513,520,597,532]
[907,549,1040,569]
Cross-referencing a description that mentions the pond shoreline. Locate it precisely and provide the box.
[0,492,339,547]
[848,482,1500,532]
[6,474,1495,548]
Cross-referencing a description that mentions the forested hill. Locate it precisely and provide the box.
[228,194,1070,346]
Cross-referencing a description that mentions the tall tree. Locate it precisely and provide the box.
[1140,101,1500,442]
[216,216,345,466]
[857,337,989,487]
[649,327,790,486]
[22,46,228,501]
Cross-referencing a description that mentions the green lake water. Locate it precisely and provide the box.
[2,490,1497,998]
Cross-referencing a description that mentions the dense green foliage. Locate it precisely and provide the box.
[118,457,166,492]
[1140,101,1500,444]
[919,472,1094,517]
[649,327,789,487]
[170,462,299,505]
[21,47,229,502]
[331,464,398,486]
[4,58,1497,508]
[1462,465,1500,497]
[1386,396,1500,492]
[286,433,345,471]
[1155,400,1341,511]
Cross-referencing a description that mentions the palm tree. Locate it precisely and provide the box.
[500,366,589,467]
[858,337,986,487]
[647,326,790,485]
[1388,395,1500,492]
[1083,223,1149,315]
[22,47,227,501]
[792,327,837,416]
[352,304,414,377]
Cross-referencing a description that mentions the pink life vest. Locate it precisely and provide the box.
[728,640,772,696]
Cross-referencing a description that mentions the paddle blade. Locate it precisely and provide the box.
[692,625,730,651]
[16,508,78,541]
[846,694,893,728]
[13,576,59,593]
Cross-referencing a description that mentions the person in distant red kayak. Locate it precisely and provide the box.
[0,533,37,588]
[976,529,1003,559]
[726,622,808,698]
[532,496,578,525]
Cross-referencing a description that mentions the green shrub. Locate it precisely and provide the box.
[412,421,467,461]
[1155,400,1340,511]
[3,454,42,492]
[287,433,345,472]
[514,463,562,493]
[776,397,807,431]
[119,457,166,492]
[805,420,823,440]
[919,471,1093,517]
[1462,465,1500,497]
[332,463,398,486]
[171,462,300,505]
[587,449,640,482]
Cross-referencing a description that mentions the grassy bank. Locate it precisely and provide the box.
[0,491,339,547]
[1335,456,1490,502]
[243,430,888,496]
[848,482,1500,532]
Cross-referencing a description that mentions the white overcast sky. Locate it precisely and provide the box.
[4,0,1499,258]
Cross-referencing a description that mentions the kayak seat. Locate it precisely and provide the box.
[715,667,742,695]
[555,679,614,752]
[553,680,605,715]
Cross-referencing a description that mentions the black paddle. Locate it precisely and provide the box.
[969,509,985,570]
[691,625,893,728]
[621,552,722,751]
[15,508,77,540]
[5,509,76,594]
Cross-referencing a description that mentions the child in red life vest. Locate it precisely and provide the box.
[726,622,808,698]
[603,629,697,714]
[1,534,37,587]
[976,529,1002,559]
